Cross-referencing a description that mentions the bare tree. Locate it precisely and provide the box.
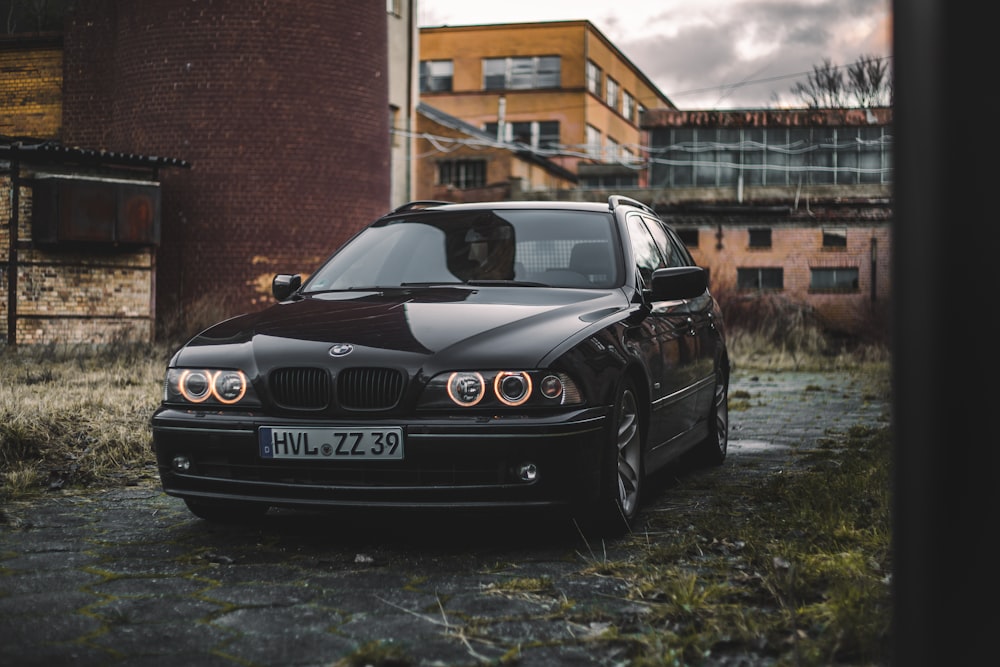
[791,55,893,108]
[847,54,893,107]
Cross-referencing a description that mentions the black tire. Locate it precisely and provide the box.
[692,359,729,467]
[586,378,644,537]
[184,498,269,523]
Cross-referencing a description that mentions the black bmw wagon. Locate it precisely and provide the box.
[151,196,730,536]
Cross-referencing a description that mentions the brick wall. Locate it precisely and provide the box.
[0,38,63,138]
[683,223,892,335]
[60,0,391,336]
[1,177,155,345]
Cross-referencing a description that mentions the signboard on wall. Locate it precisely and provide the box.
[31,177,162,246]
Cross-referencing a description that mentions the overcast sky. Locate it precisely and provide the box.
[417,0,892,109]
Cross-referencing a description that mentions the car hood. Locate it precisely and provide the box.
[174,287,632,372]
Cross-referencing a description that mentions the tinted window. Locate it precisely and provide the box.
[304,210,620,290]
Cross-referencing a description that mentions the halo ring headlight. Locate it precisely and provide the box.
[212,370,248,404]
[178,369,212,403]
[494,371,532,407]
[447,371,486,406]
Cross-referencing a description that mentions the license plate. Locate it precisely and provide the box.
[258,426,404,460]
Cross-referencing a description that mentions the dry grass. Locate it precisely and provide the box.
[0,342,170,496]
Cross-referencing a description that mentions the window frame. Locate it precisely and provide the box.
[822,227,848,248]
[436,159,487,190]
[483,56,561,90]
[586,60,602,96]
[809,267,859,291]
[737,267,784,290]
[748,227,772,249]
[419,59,453,93]
[622,90,636,123]
[605,76,620,111]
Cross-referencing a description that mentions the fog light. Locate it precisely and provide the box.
[172,456,191,472]
[516,462,538,482]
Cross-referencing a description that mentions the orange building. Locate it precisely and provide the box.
[418,20,674,185]
[415,102,577,202]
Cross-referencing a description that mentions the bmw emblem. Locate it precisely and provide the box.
[329,343,354,357]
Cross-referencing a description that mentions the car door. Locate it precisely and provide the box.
[648,217,718,417]
[624,213,699,450]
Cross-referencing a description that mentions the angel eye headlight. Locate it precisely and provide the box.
[178,370,212,403]
[447,371,485,406]
[167,368,255,406]
[213,370,248,404]
[494,371,532,406]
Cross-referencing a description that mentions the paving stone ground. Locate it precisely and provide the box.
[0,369,891,667]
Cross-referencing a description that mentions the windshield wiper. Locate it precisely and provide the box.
[398,282,467,287]
[464,279,547,287]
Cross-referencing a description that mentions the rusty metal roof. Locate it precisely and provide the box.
[0,136,191,170]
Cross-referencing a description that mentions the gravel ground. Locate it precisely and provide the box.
[0,368,890,666]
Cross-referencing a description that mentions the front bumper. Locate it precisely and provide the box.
[151,406,610,512]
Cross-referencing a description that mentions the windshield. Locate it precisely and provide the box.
[302,209,621,292]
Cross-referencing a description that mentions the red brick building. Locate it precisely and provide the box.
[1,0,392,345]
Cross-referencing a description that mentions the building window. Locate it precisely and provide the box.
[605,137,620,162]
[810,267,859,291]
[649,126,893,189]
[676,228,699,247]
[622,90,636,123]
[748,227,772,248]
[580,172,638,189]
[585,124,601,159]
[386,0,401,16]
[419,60,453,92]
[823,227,847,248]
[586,60,602,96]
[437,160,486,189]
[485,120,560,151]
[605,77,620,110]
[737,267,784,290]
[483,56,561,90]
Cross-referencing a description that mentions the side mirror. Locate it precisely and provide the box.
[272,274,302,301]
[650,266,707,301]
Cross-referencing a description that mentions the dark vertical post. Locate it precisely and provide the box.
[870,236,877,302]
[6,145,19,347]
[893,1,996,664]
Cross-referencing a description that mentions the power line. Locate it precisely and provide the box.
[668,54,894,98]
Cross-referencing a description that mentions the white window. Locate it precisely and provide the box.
[485,120,561,151]
[622,91,636,122]
[585,124,602,159]
[606,137,620,162]
[483,56,561,90]
[419,60,453,92]
[586,60,601,96]
[605,77,620,110]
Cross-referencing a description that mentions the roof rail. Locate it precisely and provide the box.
[608,195,655,216]
[388,200,453,214]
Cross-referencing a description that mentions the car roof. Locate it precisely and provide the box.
[386,196,656,217]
